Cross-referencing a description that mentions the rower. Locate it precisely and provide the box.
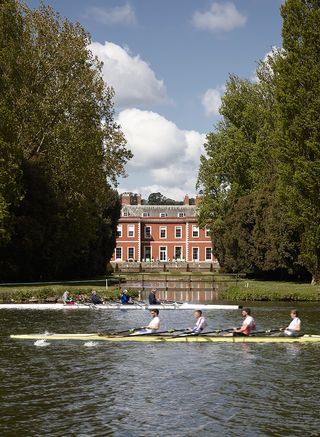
[120,289,130,304]
[186,310,207,334]
[131,309,160,335]
[149,289,161,305]
[91,290,103,305]
[283,309,301,336]
[62,290,75,305]
[226,308,256,336]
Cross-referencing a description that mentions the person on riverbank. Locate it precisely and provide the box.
[131,309,160,335]
[149,289,161,305]
[186,310,207,334]
[283,309,301,336]
[227,308,256,336]
[62,291,75,305]
[120,289,130,304]
[91,290,103,305]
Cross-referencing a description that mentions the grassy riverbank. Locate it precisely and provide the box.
[219,280,320,301]
[0,279,137,303]
[1,278,320,303]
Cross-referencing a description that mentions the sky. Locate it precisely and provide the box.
[28,0,283,200]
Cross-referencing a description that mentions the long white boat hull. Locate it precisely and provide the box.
[10,333,320,343]
[0,303,241,310]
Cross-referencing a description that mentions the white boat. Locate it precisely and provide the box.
[0,302,241,310]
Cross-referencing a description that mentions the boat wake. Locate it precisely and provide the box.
[34,339,50,347]
[83,341,99,347]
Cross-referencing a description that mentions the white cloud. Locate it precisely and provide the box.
[86,3,137,26]
[201,86,225,116]
[192,2,247,32]
[89,41,168,107]
[117,108,206,199]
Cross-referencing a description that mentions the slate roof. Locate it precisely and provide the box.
[121,204,197,218]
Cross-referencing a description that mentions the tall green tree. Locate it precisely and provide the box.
[274,0,320,284]
[198,65,302,278]
[0,0,23,245]
[0,1,132,280]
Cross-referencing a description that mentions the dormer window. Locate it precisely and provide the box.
[178,212,185,217]
[142,212,150,217]
[123,211,129,217]
[160,212,167,217]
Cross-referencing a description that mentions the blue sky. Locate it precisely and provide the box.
[28,0,283,200]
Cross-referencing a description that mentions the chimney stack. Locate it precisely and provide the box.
[183,194,190,205]
[121,192,131,206]
[136,194,142,205]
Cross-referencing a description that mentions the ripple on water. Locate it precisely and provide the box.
[1,306,320,436]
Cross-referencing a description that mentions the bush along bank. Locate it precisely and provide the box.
[0,286,139,304]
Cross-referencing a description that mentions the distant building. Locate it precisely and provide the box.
[111,193,218,264]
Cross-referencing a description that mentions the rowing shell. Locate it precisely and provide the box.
[0,303,241,310]
[10,334,320,343]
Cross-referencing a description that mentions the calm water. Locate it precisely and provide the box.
[1,302,319,437]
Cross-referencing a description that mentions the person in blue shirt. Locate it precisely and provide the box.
[120,289,130,304]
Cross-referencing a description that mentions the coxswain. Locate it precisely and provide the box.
[131,309,160,335]
[283,309,301,336]
[227,308,256,336]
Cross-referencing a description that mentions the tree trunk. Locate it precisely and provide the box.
[311,271,320,285]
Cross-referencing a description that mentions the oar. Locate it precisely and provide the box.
[128,328,188,337]
[249,328,283,336]
[98,327,144,336]
[171,328,235,338]
[201,328,235,335]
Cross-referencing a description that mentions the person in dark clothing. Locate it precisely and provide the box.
[149,289,161,305]
[91,290,103,305]
[120,289,130,304]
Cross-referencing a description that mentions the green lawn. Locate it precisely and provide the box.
[1,277,319,302]
[219,280,320,301]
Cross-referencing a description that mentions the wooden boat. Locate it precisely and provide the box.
[0,303,241,310]
[10,333,320,343]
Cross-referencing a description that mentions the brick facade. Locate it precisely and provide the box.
[111,194,217,263]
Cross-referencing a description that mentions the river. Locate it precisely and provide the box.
[1,302,319,436]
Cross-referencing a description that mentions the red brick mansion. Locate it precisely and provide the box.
[111,193,218,265]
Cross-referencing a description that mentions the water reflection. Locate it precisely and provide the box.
[0,304,319,436]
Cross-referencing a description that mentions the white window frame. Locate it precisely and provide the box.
[128,224,135,237]
[178,212,185,217]
[205,247,212,261]
[160,212,167,218]
[205,226,211,238]
[123,211,129,217]
[128,247,135,261]
[144,226,151,239]
[175,226,182,238]
[192,247,199,261]
[115,247,122,260]
[142,212,150,217]
[192,225,199,238]
[116,225,122,238]
[160,226,167,239]
[159,246,167,261]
